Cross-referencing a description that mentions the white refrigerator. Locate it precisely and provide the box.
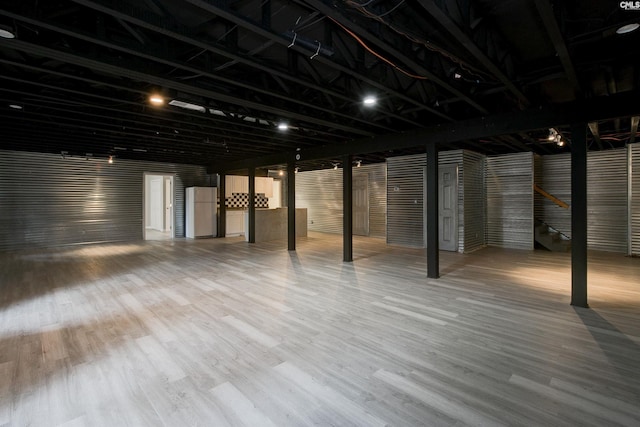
[186,187,217,238]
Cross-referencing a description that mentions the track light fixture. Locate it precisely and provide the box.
[356,160,362,167]
[108,155,114,164]
[333,163,339,170]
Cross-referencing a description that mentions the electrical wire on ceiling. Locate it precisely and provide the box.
[328,17,428,80]
[343,0,491,82]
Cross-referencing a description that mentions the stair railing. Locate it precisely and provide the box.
[533,184,569,209]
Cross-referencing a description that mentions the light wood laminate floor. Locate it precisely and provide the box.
[1,233,639,426]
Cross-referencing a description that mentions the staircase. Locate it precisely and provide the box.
[535,220,571,252]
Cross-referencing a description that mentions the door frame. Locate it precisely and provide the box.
[143,172,176,240]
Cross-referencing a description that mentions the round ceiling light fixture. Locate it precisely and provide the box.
[616,23,640,34]
[149,95,165,105]
[363,95,377,106]
[277,122,288,131]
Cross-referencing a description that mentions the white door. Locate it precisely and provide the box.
[439,166,458,251]
[164,177,172,232]
[353,176,369,236]
[150,178,163,231]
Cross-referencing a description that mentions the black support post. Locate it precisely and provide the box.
[218,173,226,238]
[248,167,256,243]
[343,154,353,262]
[571,123,588,307]
[426,143,439,278]
[287,161,296,251]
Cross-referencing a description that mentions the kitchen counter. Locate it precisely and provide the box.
[244,208,307,242]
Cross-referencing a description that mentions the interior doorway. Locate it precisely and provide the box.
[353,175,370,236]
[144,173,175,240]
[424,166,459,251]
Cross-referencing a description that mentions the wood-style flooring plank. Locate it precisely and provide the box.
[1,233,639,426]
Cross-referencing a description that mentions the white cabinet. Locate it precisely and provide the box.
[256,177,274,197]
[225,175,248,196]
[226,210,245,236]
[186,187,217,238]
[225,175,273,197]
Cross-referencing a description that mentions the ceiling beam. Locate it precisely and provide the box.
[415,0,529,108]
[587,122,603,150]
[300,0,489,114]
[208,89,640,172]
[1,10,394,135]
[177,0,453,121]
[631,116,639,143]
[61,0,417,125]
[534,0,581,96]
[2,38,375,137]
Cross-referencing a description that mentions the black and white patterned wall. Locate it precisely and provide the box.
[226,192,269,208]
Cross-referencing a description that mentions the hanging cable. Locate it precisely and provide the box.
[344,0,490,81]
[329,17,428,80]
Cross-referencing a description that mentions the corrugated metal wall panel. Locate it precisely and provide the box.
[386,150,468,249]
[295,168,343,235]
[536,153,572,237]
[363,164,387,238]
[294,163,386,238]
[463,151,486,252]
[486,152,534,250]
[387,154,425,247]
[631,143,640,255]
[0,150,209,251]
[439,150,464,251]
[535,149,629,253]
[587,148,628,253]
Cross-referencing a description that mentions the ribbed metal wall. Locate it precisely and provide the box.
[462,151,486,252]
[386,150,472,250]
[387,154,425,247]
[631,143,640,255]
[294,163,386,238]
[486,152,534,250]
[534,148,629,253]
[587,148,628,252]
[535,153,572,237]
[0,150,209,251]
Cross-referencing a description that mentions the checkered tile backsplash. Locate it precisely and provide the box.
[226,192,269,208]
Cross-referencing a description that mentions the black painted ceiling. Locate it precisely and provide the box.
[1,0,639,170]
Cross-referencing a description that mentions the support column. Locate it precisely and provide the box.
[287,161,296,251]
[218,173,226,238]
[248,167,256,243]
[426,143,439,278]
[571,123,588,307]
[343,154,353,262]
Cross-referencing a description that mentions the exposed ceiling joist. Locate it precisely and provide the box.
[209,90,640,172]
[588,122,603,150]
[534,0,581,96]
[415,0,529,108]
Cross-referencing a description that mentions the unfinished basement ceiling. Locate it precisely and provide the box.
[1,0,639,169]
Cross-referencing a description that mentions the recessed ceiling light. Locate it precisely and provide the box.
[277,122,288,130]
[363,96,377,106]
[616,23,640,34]
[9,104,23,110]
[149,95,164,105]
[0,25,16,39]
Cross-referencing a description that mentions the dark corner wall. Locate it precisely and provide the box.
[0,150,209,251]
